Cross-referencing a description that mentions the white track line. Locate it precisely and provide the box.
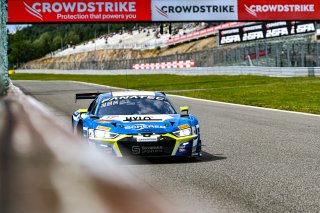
[71,81,320,118]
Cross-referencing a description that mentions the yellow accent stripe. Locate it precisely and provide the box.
[90,135,131,157]
[162,134,195,156]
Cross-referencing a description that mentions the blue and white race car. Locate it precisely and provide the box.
[72,91,202,158]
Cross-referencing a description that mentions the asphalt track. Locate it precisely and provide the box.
[13,80,320,213]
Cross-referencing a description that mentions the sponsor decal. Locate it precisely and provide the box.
[8,0,151,23]
[100,115,173,123]
[132,146,164,154]
[124,116,162,122]
[125,124,166,130]
[219,21,315,45]
[178,124,190,130]
[152,0,238,21]
[132,146,141,154]
[96,126,111,131]
[102,96,165,103]
[135,135,159,142]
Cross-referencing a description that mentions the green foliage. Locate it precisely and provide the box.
[7,23,142,68]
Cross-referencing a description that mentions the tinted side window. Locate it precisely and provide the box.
[88,99,98,114]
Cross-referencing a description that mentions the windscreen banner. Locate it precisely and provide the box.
[151,0,238,21]
[219,21,316,45]
[7,0,151,23]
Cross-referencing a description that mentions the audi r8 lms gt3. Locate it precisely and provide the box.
[72,91,202,158]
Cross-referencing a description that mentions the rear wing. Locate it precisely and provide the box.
[75,93,101,102]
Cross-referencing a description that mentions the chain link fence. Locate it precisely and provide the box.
[21,35,319,70]
[0,0,9,95]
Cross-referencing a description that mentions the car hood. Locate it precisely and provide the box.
[92,114,191,134]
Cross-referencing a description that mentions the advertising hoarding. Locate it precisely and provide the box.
[8,0,151,23]
[151,0,238,21]
[7,0,320,23]
[237,0,320,20]
[219,21,316,45]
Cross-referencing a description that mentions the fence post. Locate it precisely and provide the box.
[0,0,9,95]
[301,44,305,67]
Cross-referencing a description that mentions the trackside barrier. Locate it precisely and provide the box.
[0,82,179,213]
[132,60,195,70]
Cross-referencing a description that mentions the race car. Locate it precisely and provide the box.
[72,91,202,158]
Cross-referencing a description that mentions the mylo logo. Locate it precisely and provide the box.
[124,116,152,122]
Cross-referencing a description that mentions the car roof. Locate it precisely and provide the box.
[98,91,166,99]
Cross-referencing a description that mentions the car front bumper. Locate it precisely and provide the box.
[88,133,201,157]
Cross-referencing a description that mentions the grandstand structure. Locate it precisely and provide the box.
[49,22,248,58]
[50,23,207,57]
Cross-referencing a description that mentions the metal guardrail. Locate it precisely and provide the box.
[0,0,9,96]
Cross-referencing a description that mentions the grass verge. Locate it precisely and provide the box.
[10,73,320,114]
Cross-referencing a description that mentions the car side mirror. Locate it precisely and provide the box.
[80,113,87,119]
[180,106,189,116]
[90,115,100,120]
[77,109,88,119]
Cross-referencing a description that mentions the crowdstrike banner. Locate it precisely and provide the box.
[8,0,151,22]
[7,0,320,23]
[238,0,320,20]
[152,0,238,21]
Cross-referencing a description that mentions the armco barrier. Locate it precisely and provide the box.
[16,66,320,77]
[132,60,195,70]
[0,82,177,213]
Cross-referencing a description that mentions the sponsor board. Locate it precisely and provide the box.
[219,21,315,45]
[152,0,238,21]
[8,0,151,23]
[8,0,320,23]
[238,0,320,20]
[165,22,245,45]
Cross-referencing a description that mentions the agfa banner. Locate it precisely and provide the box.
[238,0,320,20]
[219,21,316,45]
[152,0,238,21]
[8,0,151,23]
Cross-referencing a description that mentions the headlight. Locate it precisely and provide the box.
[173,128,192,137]
[89,129,118,139]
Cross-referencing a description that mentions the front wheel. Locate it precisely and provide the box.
[76,122,83,138]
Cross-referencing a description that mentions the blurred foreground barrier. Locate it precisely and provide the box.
[0,83,179,213]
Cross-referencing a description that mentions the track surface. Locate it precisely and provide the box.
[14,80,320,213]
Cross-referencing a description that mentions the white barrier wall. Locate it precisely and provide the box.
[16,67,320,77]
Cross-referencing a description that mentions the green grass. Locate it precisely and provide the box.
[10,73,320,114]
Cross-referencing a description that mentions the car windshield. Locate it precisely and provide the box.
[97,96,177,115]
